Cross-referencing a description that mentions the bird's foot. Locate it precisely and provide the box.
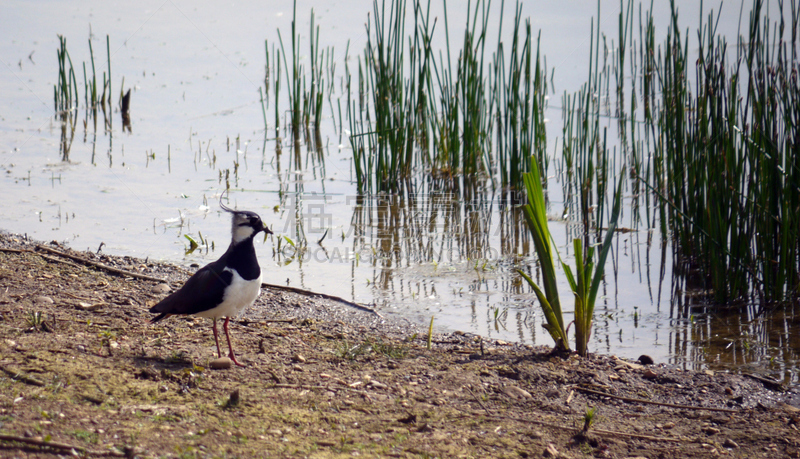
[229,353,246,367]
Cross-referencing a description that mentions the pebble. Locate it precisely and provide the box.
[723,438,739,448]
[292,354,306,363]
[152,283,171,294]
[368,380,388,390]
[210,357,232,370]
[33,296,54,304]
[78,302,105,311]
[642,369,658,379]
[504,386,533,400]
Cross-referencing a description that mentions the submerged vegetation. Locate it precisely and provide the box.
[53,33,129,163]
[346,0,550,194]
[649,0,800,306]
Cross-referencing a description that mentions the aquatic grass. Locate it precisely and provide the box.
[344,0,549,194]
[347,0,430,193]
[559,1,614,244]
[55,35,78,161]
[492,3,549,191]
[638,0,800,305]
[305,9,325,135]
[563,174,623,356]
[105,34,112,130]
[277,0,303,149]
[517,156,568,350]
[55,33,121,162]
[519,153,623,356]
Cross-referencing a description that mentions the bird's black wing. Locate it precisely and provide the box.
[149,260,233,316]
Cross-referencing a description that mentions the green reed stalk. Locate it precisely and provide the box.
[106,35,112,125]
[277,0,302,147]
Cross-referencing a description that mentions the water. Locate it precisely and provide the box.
[1,0,797,384]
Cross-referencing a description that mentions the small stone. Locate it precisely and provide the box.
[78,302,105,311]
[504,386,533,400]
[368,380,388,389]
[267,429,283,436]
[703,426,721,435]
[152,283,171,294]
[292,354,306,363]
[33,296,54,304]
[642,369,658,379]
[210,357,232,370]
[723,438,739,448]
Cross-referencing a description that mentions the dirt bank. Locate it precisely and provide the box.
[1,232,799,458]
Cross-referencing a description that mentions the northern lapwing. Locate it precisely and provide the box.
[149,197,271,367]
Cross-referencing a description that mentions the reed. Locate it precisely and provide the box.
[54,35,78,116]
[55,35,78,161]
[492,3,549,191]
[277,0,302,148]
[344,0,549,194]
[347,0,427,193]
[561,0,623,250]
[639,0,800,305]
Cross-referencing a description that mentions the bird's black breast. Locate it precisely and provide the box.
[223,238,261,280]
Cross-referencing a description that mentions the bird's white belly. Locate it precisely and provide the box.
[196,268,261,319]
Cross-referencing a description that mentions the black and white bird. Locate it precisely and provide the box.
[149,198,271,367]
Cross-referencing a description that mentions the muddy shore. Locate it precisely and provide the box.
[1,232,799,458]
